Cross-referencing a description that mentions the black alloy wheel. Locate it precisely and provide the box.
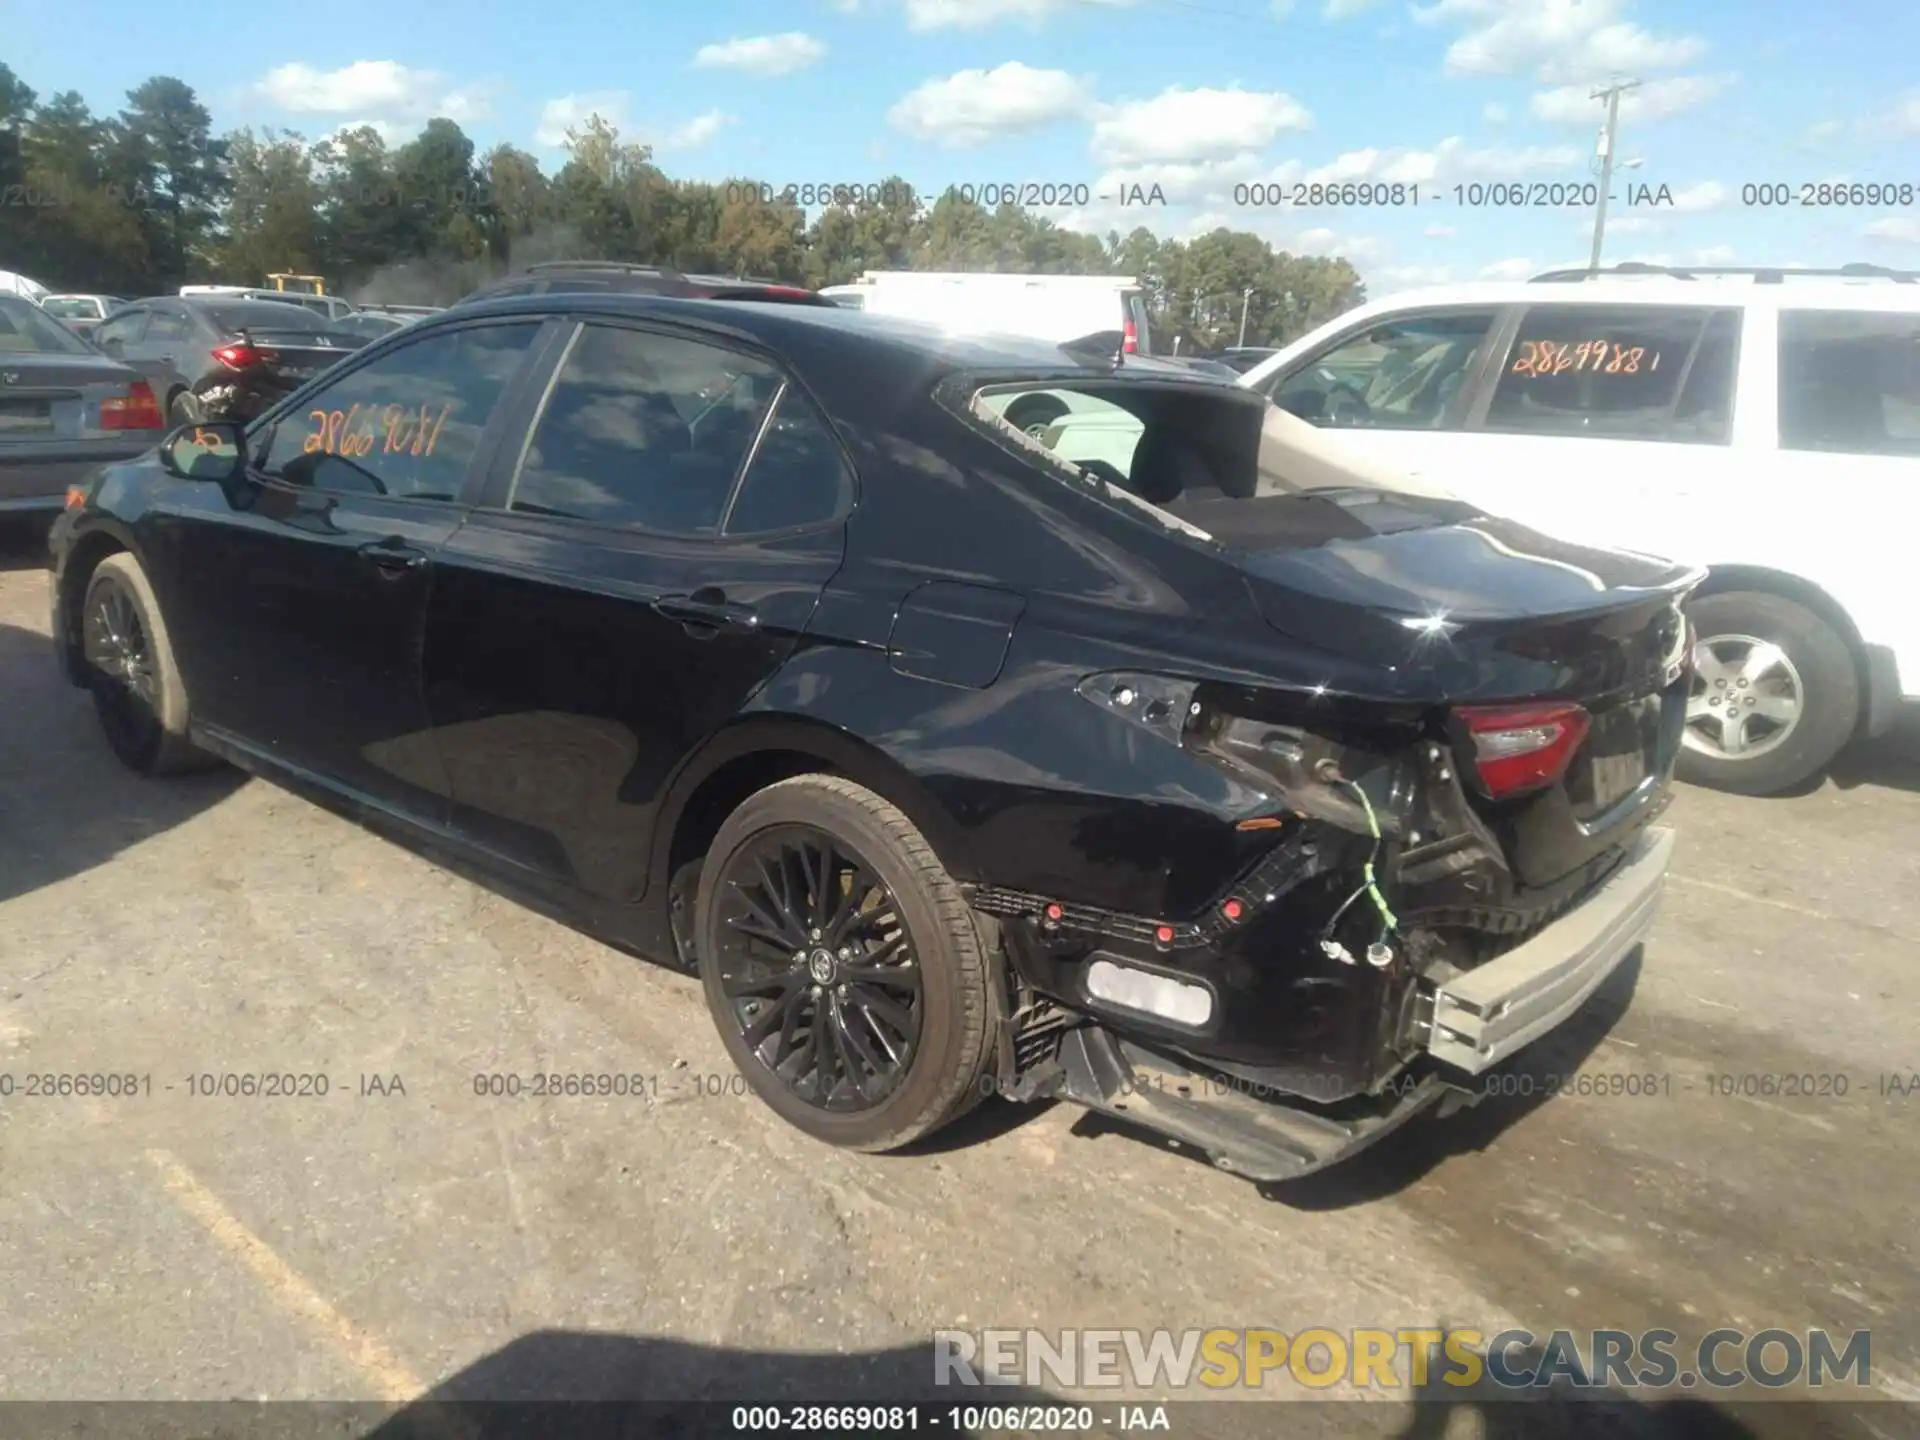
[696,774,996,1152]
[82,571,164,762]
[711,823,925,1112]
[79,553,217,776]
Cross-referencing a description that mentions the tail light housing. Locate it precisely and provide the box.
[1122,316,1140,354]
[100,380,163,431]
[1455,702,1591,800]
[212,343,278,370]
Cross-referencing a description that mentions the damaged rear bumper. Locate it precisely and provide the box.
[1038,825,1673,1182]
[1424,825,1671,1074]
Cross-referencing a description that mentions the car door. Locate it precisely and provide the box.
[422,317,852,901]
[89,304,150,364]
[1447,301,1747,555]
[124,303,199,406]
[148,315,553,822]
[1256,305,1505,492]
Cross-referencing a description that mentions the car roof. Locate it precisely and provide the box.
[1340,277,1920,316]
[442,291,1206,377]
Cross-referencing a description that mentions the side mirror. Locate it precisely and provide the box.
[161,421,246,482]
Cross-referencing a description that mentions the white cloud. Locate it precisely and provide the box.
[1271,0,1296,15]
[1530,74,1733,125]
[1298,136,1579,185]
[1865,216,1920,244]
[1413,0,1708,85]
[1324,0,1378,16]
[692,33,827,76]
[1869,92,1920,139]
[1423,223,1457,237]
[889,63,1089,146]
[658,111,735,150]
[828,0,861,10]
[1592,214,1661,235]
[535,91,631,148]
[251,61,489,125]
[1481,101,1509,124]
[904,0,1135,28]
[1373,263,1457,292]
[1284,226,1390,261]
[1806,118,1843,143]
[1091,86,1313,165]
[1477,256,1536,280]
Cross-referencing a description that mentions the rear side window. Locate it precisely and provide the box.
[1779,310,1920,457]
[1484,304,1736,443]
[723,388,853,533]
[146,310,193,342]
[508,322,781,533]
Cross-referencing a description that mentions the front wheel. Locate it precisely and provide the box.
[1677,590,1858,795]
[80,553,218,775]
[695,774,996,1152]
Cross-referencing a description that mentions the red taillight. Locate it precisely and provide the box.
[1122,317,1139,354]
[100,380,163,431]
[1456,702,1591,799]
[212,343,278,370]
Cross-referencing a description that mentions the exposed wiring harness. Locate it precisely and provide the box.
[1319,774,1399,968]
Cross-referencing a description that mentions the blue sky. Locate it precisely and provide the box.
[10,0,1919,292]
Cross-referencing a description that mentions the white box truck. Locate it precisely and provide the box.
[819,271,1152,355]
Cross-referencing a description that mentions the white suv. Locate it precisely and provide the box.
[1237,264,1920,795]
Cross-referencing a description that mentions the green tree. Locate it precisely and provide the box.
[117,76,228,284]
[219,127,320,285]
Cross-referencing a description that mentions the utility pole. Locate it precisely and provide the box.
[1588,78,1640,272]
[1236,287,1254,347]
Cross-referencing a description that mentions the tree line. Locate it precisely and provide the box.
[0,64,1366,351]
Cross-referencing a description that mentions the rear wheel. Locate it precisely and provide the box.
[80,553,217,775]
[696,775,994,1152]
[1677,590,1858,795]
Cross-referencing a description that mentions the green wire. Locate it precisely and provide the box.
[1343,779,1400,934]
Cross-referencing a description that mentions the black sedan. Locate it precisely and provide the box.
[0,295,168,521]
[88,295,366,426]
[48,294,1698,1179]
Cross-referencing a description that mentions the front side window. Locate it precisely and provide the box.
[1268,310,1495,430]
[1484,304,1735,442]
[1779,309,1920,457]
[508,323,781,533]
[257,321,541,502]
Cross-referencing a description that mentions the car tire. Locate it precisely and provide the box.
[1003,394,1070,437]
[696,774,996,1152]
[79,553,218,776]
[1676,590,1858,796]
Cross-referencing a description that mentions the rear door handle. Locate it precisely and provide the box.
[357,539,428,575]
[652,590,758,633]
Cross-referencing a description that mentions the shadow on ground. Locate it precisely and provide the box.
[1829,714,1920,796]
[0,621,245,906]
[345,1329,1880,1439]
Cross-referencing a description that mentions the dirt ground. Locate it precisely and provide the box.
[2,527,1916,1439]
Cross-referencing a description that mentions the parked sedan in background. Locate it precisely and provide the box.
[0,294,166,524]
[90,295,368,425]
[40,294,130,340]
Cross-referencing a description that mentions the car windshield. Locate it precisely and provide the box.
[0,296,94,354]
[974,380,1472,551]
[204,301,329,332]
